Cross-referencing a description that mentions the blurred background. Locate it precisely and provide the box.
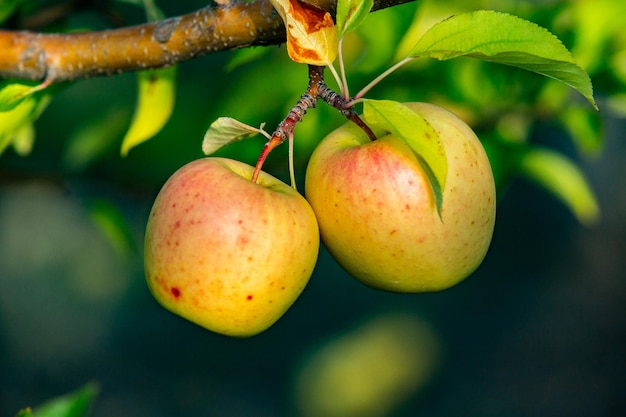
[1,0,625,416]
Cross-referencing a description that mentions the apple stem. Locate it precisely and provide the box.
[251,65,377,182]
[288,130,297,190]
[351,57,414,102]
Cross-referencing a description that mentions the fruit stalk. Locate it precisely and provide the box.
[252,65,375,182]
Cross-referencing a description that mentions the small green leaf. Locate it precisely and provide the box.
[141,0,165,21]
[0,80,46,112]
[0,94,51,155]
[518,147,600,226]
[336,0,373,37]
[363,99,447,217]
[10,122,35,156]
[120,66,177,156]
[560,106,603,155]
[14,408,33,417]
[409,10,597,110]
[202,117,269,155]
[32,382,99,417]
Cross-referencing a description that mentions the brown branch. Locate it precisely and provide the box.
[0,0,415,83]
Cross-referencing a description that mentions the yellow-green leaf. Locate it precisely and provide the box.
[0,94,50,155]
[0,80,45,112]
[518,147,600,226]
[336,0,373,37]
[120,66,176,156]
[202,117,269,155]
[10,122,35,156]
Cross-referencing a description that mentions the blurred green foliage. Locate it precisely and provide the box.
[1,0,617,224]
[15,383,98,417]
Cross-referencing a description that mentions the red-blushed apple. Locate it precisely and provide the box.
[144,157,319,337]
[305,102,496,292]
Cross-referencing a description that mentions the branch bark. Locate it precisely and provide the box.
[0,0,414,82]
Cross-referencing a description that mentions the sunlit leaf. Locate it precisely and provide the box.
[33,382,99,417]
[270,0,338,66]
[0,80,46,112]
[518,147,600,226]
[363,99,447,217]
[14,409,33,417]
[409,11,597,110]
[568,0,626,75]
[336,0,373,37]
[606,93,626,118]
[10,122,35,156]
[0,94,51,155]
[120,66,176,156]
[202,117,269,155]
[560,106,603,155]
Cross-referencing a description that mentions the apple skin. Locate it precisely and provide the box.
[144,157,319,337]
[305,102,495,292]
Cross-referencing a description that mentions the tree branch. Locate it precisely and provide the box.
[0,0,414,83]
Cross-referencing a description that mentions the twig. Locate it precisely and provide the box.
[251,65,376,182]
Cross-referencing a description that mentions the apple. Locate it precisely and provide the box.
[305,102,495,292]
[144,157,319,337]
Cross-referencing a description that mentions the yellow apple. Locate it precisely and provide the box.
[305,102,495,292]
[144,157,319,337]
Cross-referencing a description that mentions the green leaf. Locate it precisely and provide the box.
[202,117,269,155]
[15,409,33,417]
[120,66,176,156]
[518,147,600,226]
[336,0,373,37]
[408,10,598,110]
[363,99,447,218]
[0,94,51,155]
[10,122,35,156]
[32,382,99,417]
[141,0,165,22]
[0,80,46,112]
[63,109,130,171]
[559,106,603,155]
